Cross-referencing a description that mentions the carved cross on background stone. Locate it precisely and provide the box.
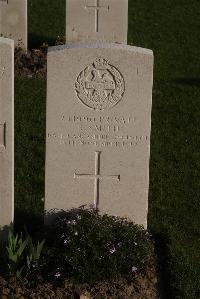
[85,0,109,33]
[0,123,6,152]
[74,151,120,209]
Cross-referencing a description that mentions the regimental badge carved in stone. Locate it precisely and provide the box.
[75,58,125,111]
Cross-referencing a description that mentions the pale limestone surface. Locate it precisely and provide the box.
[45,42,153,228]
[66,0,128,44]
[0,37,14,232]
[0,0,27,49]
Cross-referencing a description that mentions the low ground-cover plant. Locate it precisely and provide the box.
[44,207,154,283]
[0,208,154,287]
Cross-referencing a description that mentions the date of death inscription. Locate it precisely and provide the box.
[47,115,149,149]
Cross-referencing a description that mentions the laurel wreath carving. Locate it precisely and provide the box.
[75,59,125,111]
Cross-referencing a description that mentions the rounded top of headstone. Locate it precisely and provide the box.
[48,42,153,56]
[0,37,14,46]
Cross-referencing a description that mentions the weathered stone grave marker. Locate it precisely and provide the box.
[0,37,14,233]
[45,42,153,228]
[66,0,128,43]
[0,0,27,49]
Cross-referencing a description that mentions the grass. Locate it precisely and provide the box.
[13,0,200,298]
[28,0,66,47]
[15,77,46,231]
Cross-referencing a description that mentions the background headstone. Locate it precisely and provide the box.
[0,37,14,234]
[0,0,27,49]
[66,0,128,44]
[45,42,153,228]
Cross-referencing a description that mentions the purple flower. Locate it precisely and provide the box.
[131,266,137,273]
[67,219,76,225]
[89,204,95,209]
[64,239,68,245]
[110,246,117,254]
[54,271,61,278]
[117,242,122,247]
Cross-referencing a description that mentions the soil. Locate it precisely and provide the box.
[0,261,160,299]
[14,47,47,78]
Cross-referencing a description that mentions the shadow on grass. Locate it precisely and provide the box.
[154,233,172,299]
[0,225,13,244]
[14,208,44,237]
[174,78,200,87]
[28,33,57,49]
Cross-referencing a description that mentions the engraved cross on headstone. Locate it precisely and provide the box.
[86,80,115,94]
[86,80,115,91]
[85,69,115,95]
[85,0,109,33]
[74,151,120,209]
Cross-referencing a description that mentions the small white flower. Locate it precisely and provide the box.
[134,242,138,246]
[131,266,137,272]
[64,239,68,245]
[110,247,117,254]
[54,271,61,278]
[89,203,95,209]
[74,231,78,236]
[67,219,76,225]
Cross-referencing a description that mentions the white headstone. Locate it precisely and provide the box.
[45,42,153,228]
[66,0,128,44]
[0,0,27,49]
[0,37,14,234]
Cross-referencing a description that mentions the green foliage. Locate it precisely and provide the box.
[26,237,45,270]
[6,231,28,277]
[5,231,45,278]
[0,216,153,285]
[44,208,153,283]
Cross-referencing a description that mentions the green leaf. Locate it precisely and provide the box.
[16,239,28,257]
